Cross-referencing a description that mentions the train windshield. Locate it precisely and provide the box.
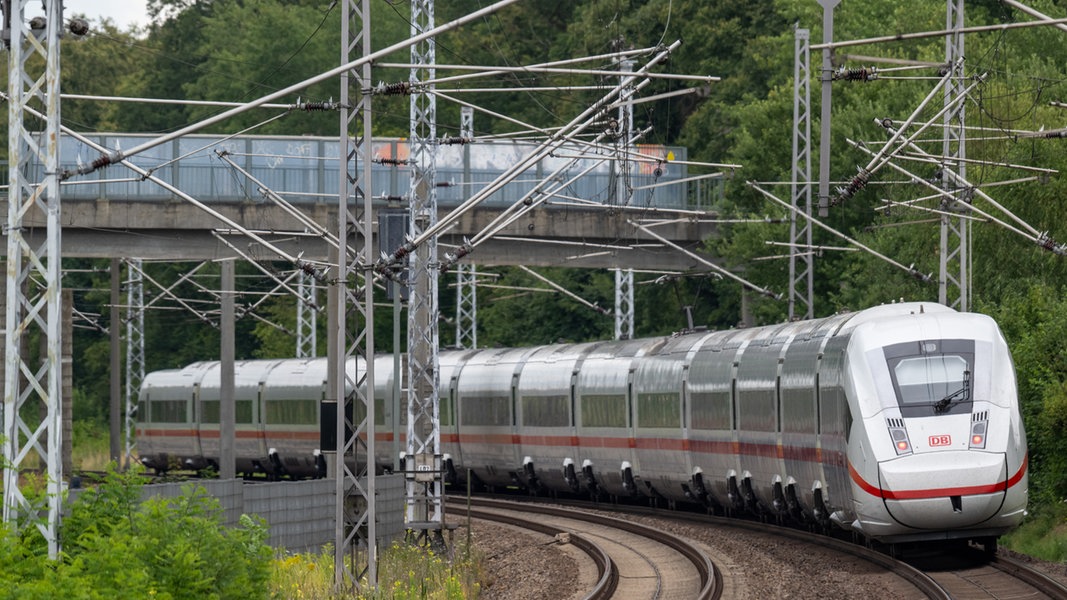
[883,339,974,416]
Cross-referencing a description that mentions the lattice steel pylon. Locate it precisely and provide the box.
[790,27,815,320]
[939,0,970,311]
[406,0,444,546]
[2,0,64,558]
[296,271,317,358]
[334,0,376,590]
[455,264,477,349]
[124,258,145,468]
[454,107,477,351]
[614,269,634,340]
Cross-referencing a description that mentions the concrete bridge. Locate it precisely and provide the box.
[13,133,720,271]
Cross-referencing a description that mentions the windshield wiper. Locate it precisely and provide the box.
[934,370,970,414]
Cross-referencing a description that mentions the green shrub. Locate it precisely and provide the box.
[0,466,272,599]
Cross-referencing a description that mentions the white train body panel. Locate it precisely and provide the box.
[137,302,1028,543]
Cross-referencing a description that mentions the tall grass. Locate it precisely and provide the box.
[1001,503,1067,562]
[72,420,114,472]
[270,541,482,600]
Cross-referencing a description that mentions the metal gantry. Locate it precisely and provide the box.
[2,0,65,558]
[406,0,444,545]
[790,27,815,320]
[124,258,145,468]
[939,0,970,311]
[334,0,376,589]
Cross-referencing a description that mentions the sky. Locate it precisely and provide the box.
[62,0,151,31]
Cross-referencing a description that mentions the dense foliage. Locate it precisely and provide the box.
[0,468,272,599]
[20,0,1067,542]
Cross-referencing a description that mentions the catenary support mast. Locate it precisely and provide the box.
[939,0,969,310]
[406,0,444,546]
[790,27,814,320]
[2,0,65,559]
[333,0,376,590]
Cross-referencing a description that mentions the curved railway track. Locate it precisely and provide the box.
[458,493,1067,599]
[447,497,720,599]
[906,546,1067,599]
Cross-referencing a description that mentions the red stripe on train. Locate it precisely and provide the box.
[848,453,1028,500]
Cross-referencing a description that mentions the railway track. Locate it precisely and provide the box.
[905,546,1067,599]
[447,497,720,599]
[460,493,1067,599]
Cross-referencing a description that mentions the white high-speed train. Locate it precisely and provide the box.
[137,302,1028,546]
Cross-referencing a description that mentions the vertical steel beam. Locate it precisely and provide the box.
[3,0,64,558]
[219,260,235,480]
[939,0,969,311]
[407,0,444,545]
[614,269,634,340]
[334,0,376,590]
[817,0,839,217]
[124,258,145,467]
[110,259,122,462]
[790,28,815,320]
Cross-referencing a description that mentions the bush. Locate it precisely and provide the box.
[0,466,272,599]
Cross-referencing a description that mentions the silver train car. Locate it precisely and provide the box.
[137,302,1028,545]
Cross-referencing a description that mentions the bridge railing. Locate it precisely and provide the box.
[23,134,690,209]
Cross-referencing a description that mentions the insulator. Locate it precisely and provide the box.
[375,157,408,166]
[831,168,870,206]
[440,136,472,146]
[29,16,46,30]
[1037,233,1059,252]
[833,66,877,82]
[295,100,336,112]
[91,154,113,170]
[1043,130,1067,139]
[373,81,411,96]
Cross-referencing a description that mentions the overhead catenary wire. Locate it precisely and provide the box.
[628,219,781,299]
[747,182,933,283]
[60,0,523,179]
[379,40,685,272]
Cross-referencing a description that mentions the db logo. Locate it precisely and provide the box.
[929,435,952,447]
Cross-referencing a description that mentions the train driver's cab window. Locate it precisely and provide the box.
[883,339,974,417]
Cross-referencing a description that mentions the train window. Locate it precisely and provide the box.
[884,339,974,417]
[581,394,627,428]
[689,391,731,430]
[637,392,680,429]
[202,400,220,424]
[350,397,387,426]
[152,400,187,423]
[266,399,318,425]
[460,395,510,426]
[236,400,253,424]
[136,399,147,423]
[521,395,569,427]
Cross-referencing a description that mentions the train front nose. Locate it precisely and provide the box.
[878,451,1006,529]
